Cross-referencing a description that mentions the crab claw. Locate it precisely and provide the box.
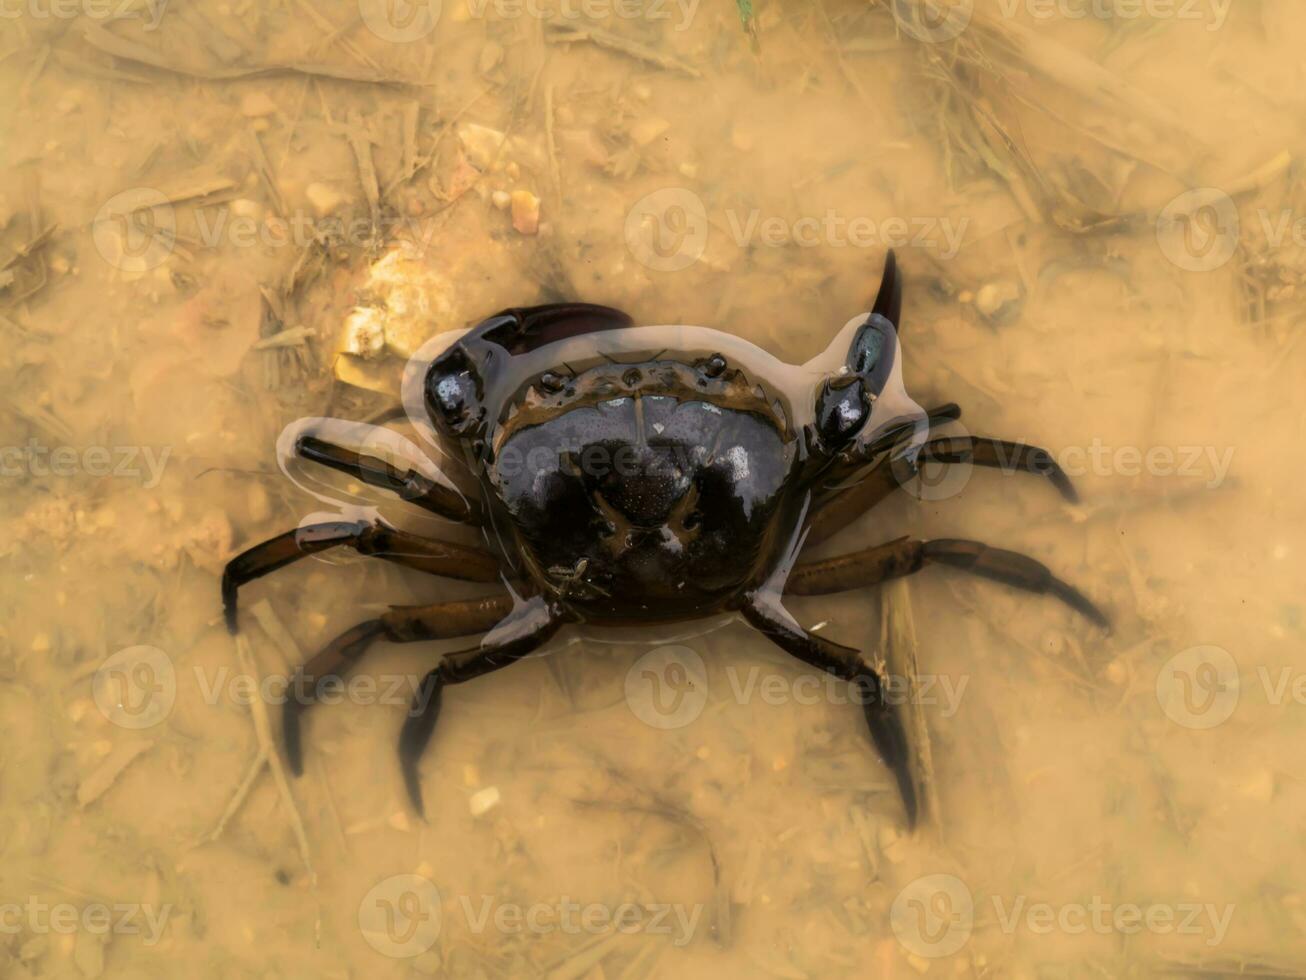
[871,248,902,330]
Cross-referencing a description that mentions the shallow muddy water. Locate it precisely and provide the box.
[2,1,1305,977]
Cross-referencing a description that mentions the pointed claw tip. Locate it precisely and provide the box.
[221,573,239,633]
[403,772,426,818]
[282,700,304,776]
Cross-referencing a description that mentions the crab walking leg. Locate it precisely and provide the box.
[296,435,482,523]
[786,536,1109,629]
[398,618,562,816]
[806,433,1079,550]
[742,598,917,828]
[282,594,517,777]
[283,596,563,815]
[222,522,502,632]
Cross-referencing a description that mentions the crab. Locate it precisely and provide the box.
[223,251,1106,828]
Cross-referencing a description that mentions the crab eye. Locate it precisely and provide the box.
[434,374,473,419]
[699,353,727,378]
[539,371,566,393]
[426,348,483,432]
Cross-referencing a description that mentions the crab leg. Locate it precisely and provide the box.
[741,597,916,828]
[786,536,1108,629]
[806,430,1078,550]
[282,596,562,816]
[398,618,561,815]
[296,435,482,523]
[221,521,502,633]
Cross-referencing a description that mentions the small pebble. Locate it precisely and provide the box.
[491,190,511,211]
[469,786,500,816]
[974,280,1022,322]
[510,190,540,235]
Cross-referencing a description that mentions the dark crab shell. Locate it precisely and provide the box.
[398,261,926,624]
